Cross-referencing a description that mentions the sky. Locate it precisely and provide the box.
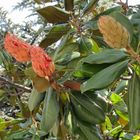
[0,0,32,24]
[0,0,140,24]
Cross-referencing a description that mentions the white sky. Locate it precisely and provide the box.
[0,0,140,24]
[0,0,31,24]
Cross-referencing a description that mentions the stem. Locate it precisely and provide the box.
[0,76,31,92]
[126,46,140,64]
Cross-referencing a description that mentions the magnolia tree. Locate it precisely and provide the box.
[0,0,140,140]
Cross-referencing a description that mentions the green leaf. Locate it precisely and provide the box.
[66,57,82,70]
[0,89,6,97]
[0,119,24,131]
[56,42,79,58]
[131,11,140,49]
[83,0,99,15]
[119,132,134,140]
[28,88,45,112]
[71,92,105,124]
[55,51,80,65]
[40,88,59,133]
[109,125,122,137]
[0,49,12,67]
[131,11,140,31]
[78,121,102,140]
[73,62,111,78]
[84,20,98,30]
[79,36,97,55]
[128,72,140,131]
[4,130,30,140]
[82,49,128,64]
[110,12,133,42]
[131,11,140,24]
[85,92,108,113]
[95,6,122,20]
[133,64,140,76]
[115,80,127,94]
[110,93,128,121]
[73,127,87,140]
[81,60,129,93]
[53,30,75,61]
[40,24,70,48]
[37,6,70,24]
[24,67,36,80]
[84,6,122,30]
[72,114,102,140]
[54,41,80,64]
[101,116,112,132]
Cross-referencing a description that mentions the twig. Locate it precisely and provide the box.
[0,76,31,93]
[126,46,140,64]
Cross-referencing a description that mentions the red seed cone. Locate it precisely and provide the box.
[4,33,31,62]
[30,46,55,79]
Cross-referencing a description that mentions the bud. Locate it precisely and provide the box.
[30,46,55,78]
[4,33,31,62]
[98,16,129,49]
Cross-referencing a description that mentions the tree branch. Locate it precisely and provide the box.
[0,76,31,93]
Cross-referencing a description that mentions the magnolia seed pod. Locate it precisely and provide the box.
[98,16,130,49]
[30,46,55,79]
[4,33,31,62]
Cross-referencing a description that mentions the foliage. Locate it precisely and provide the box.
[0,0,140,140]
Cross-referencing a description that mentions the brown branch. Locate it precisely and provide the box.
[0,76,31,93]
[126,46,140,64]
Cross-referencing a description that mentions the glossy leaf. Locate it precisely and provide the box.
[110,93,128,121]
[84,6,122,30]
[71,92,105,124]
[4,130,29,140]
[83,0,99,15]
[28,88,45,112]
[53,30,75,61]
[128,72,140,131]
[73,63,111,78]
[71,112,102,140]
[85,92,108,113]
[40,24,70,48]
[81,60,129,93]
[55,51,80,65]
[115,80,127,94]
[55,42,79,64]
[78,121,102,140]
[82,49,128,64]
[0,118,24,131]
[131,11,140,49]
[95,6,122,20]
[40,88,59,132]
[24,67,36,80]
[18,99,31,118]
[37,6,70,24]
[84,20,98,30]
[79,36,97,55]
[73,127,87,140]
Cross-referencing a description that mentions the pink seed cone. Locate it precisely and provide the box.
[30,46,55,78]
[4,33,31,62]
